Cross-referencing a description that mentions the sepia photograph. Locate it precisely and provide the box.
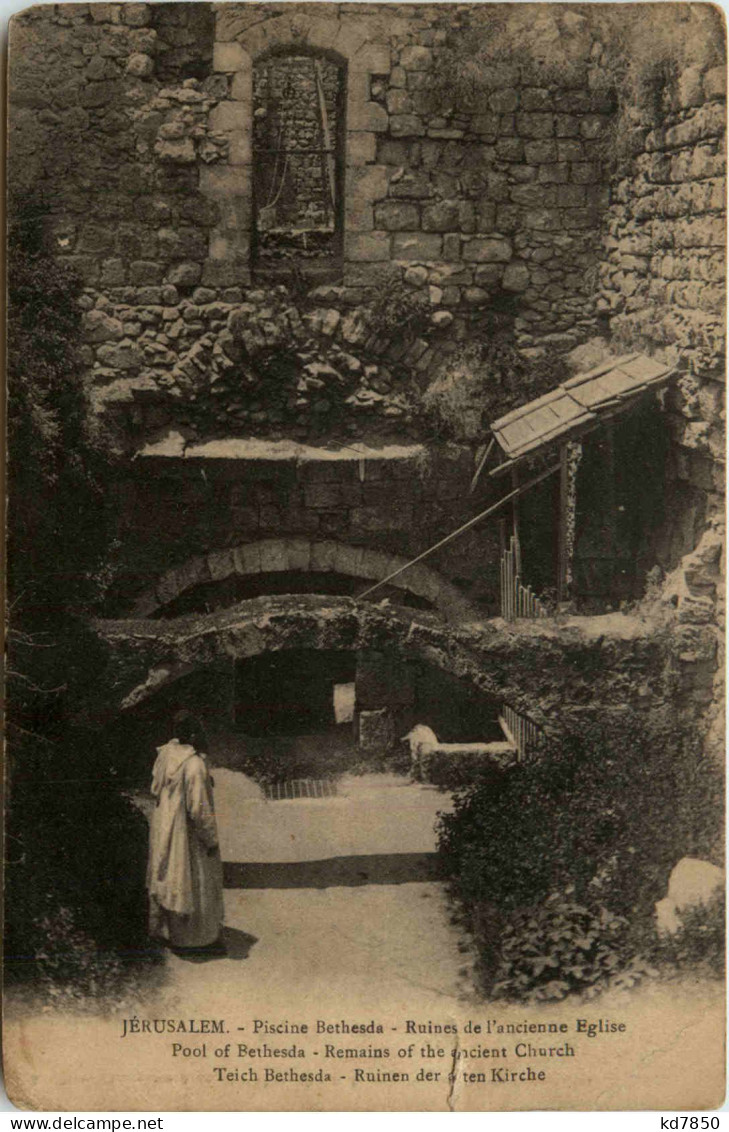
[4,0,726,1113]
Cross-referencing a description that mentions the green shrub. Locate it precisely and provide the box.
[438,716,721,919]
[649,891,725,980]
[491,893,657,1003]
[422,328,564,442]
[437,713,723,1000]
[366,268,431,341]
[6,195,157,1007]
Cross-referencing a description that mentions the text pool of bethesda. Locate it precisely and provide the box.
[119,1017,627,1085]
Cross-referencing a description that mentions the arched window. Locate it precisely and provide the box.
[251,49,346,284]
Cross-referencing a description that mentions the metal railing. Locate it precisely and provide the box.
[500,534,549,622]
[500,533,546,761]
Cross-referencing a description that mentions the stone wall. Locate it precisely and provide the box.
[209,2,614,346]
[597,56,725,552]
[112,443,502,615]
[9,2,617,430]
[592,43,726,767]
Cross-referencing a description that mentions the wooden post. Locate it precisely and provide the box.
[511,467,522,578]
[314,60,336,217]
[557,443,569,604]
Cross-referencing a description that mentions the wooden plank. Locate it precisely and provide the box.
[619,355,672,381]
[562,353,640,388]
[492,387,568,429]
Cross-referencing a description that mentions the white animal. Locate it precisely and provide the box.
[401,725,438,779]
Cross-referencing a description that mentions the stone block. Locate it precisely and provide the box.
[676,65,704,109]
[96,341,142,370]
[570,162,600,184]
[517,113,554,138]
[347,132,377,166]
[199,165,245,197]
[345,200,374,232]
[126,53,154,78]
[167,261,202,286]
[510,183,546,208]
[474,264,505,287]
[390,114,425,138]
[555,114,580,138]
[495,205,520,232]
[422,200,460,232]
[209,100,248,134]
[129,260,162,285]
[332,544,365,577]
[207,548,235,582]
[522,209,561,230]
[557,138,584,162]
[579,114,607,140]
[331,21,370,59]
[213,41,248,73]
[524,140,557,163]
[386,88,412,115]
[392,232,442,260]
[374,201,419,230]
[463,286,490,306]
[704,66,727,100]
[389,170,432,199]
[560,184,587,208]
[462,236,512,262]
[230,70,252,103]
[496,137,524,161]
[537,163,569,184]
[309,540,339,572]
[233,543,262,575]
[443,233,461,260]
[349,164,389,205]
[348,101,388,133]
[283,538,311,572]
[83,309,124,343]
[352,43,391,74]
[502,261,530,292]
[490,88,519,114]
[121,4,150,26]
[399,45,432,71]
[100,258,126,286]
[345,232,390,262]
[259,540,289,574]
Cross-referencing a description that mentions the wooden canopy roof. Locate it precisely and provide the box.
[490,353,675,472]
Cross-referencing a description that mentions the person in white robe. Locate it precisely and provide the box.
[146,713,224,953]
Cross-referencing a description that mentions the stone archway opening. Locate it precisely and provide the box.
[101,615,517,795]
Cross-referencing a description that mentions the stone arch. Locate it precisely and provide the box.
[203,11,391,286]
[129,538,476,623]
[96,595,548,732]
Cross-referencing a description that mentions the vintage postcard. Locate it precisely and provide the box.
[4,0,726,1113]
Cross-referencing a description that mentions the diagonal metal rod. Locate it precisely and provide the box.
[357,461,560,602]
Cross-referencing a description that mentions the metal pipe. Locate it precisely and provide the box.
[357,462,560,602]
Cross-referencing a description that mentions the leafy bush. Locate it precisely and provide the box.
[649,891,725,980]
[422,326,564,442]
[437,714,723,1000]
[438,716,721,919]
[6,195,158,1007]
[491,893,657,1003]
[366,268,431,341]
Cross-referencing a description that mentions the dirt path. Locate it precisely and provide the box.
[162,769,478,1016]
[5,771,723,1112]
